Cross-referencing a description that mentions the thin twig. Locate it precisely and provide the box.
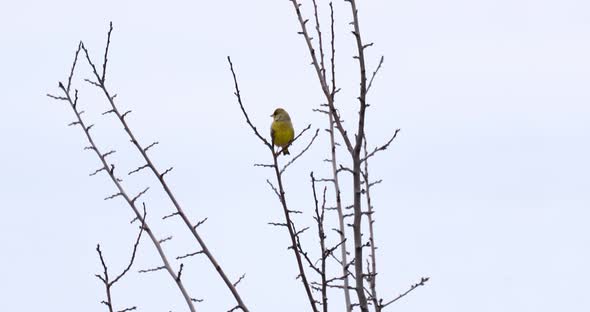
[311,0,326,78]
[227,56,272,149]
[280,128,319,174]
[111,212,146,285]
[360,129,400,163]
[176,250,205,260]
[366,56,384,94]
[380,277,430,309]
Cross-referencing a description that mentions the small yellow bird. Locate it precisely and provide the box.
[270,108,295,155]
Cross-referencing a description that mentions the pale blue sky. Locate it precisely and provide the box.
[1,0,589,311]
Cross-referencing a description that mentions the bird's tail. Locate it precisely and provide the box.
[283,148,290,155]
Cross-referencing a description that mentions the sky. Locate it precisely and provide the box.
[1,0,589,311]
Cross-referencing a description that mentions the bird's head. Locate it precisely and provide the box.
[271,108,291,121]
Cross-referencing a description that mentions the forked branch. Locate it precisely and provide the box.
[95,212,145,312]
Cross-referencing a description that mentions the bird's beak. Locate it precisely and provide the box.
[270,114,274,117]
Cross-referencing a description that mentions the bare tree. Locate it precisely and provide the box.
[49,1,428,311]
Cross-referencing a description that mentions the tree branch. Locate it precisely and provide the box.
[380,277,430,309]
[80,25,249,311]
[49,38,197,311]
[229,57,318,312]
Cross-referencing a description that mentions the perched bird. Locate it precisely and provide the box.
[270,108,295,155]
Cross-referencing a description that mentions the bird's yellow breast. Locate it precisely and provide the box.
[271,120,295,147]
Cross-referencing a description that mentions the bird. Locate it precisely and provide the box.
[270,108,295,155]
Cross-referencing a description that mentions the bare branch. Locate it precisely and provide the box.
[102,109,116,115]
[53,35,198,311]
[337,165,354,175]
[138,266,166,274]
[160,166,174,178]
[294,226,310,237]
[162,212,180,220]
[366,55,384,94]
[277,123,312,156]
[128,164,149,175]
[194,217,208,229]
[361,129,400,163]
[158,236,173,244]
[176,250,205,260]
[84,41,250,308]
[266,179,281,199]
[268,144,318,312]
[268,222,288,228]
[311,172,328,312]
[348,1,373,309]
[280,127,319,174]
[380,277,430,309]
[311,0,326,78]
[66,42,83,93]
[227,56,272,148]
[362,136,380,311]
[111,216,145,285]
[101,21,113,83]
[289,0,354,153]
[102,150,116,158]
[95,244,113,312]
[131,187,149,203]
[84,78,101,87]
[227,306,242,312]
[121,110,132,120]
[368,179,382,188]
[233,273,246,287]
[104,192,122,201]
[95,210,144,312]
[90,166,107,177]
[254,163,275,169]
[176,263,184,282]
[143,141,159,152]
[47,94,68,101]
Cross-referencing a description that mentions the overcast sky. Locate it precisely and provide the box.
[1,0,589,311]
